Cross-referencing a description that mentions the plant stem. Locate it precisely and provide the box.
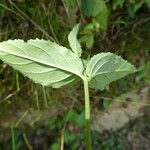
[11,124,16,150]
[35,90,40,111]
[16,72,19,91]
[83,77,92,150]
[15,110,29,128]
[42,86,48,108]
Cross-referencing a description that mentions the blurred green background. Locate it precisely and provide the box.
[0,0,150,150]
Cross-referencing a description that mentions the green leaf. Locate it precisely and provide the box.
[82,0,105,17]
[127,1,144,18]
[145,0,150,8]
[94,0,109,30]
[68,24,82,57]
[81,0,109,30]
[112,0,125,10]
[103,100,111,110]
[0,39,84,88]
[85,34,94,49]
[95,9,109,30]
[81,0,93,16]
[81,0,108,16]
[67,110,85,127]
[50,143,60,150]
[86,53,137,90]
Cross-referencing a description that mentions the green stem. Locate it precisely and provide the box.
[16,72,19,91]
[35,90,40,111]
[15,110,29,128]
[83,77,92,150]
[11,124,16,150]
[42,86,48,108]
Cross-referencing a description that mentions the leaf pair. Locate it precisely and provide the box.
[0,24,136,90]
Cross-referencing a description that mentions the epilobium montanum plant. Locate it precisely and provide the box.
[0,24,136,150]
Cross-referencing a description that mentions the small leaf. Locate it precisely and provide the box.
[81,0,108,17]
[86,53,137,90]
[103,100,111,110]
[95,8,109,30]
[86,34,94,49]
[68,23,82,57]
[81,0,109,30]
[112,0,125,10]
[145,0,150,8]
[82,0,104,17]
[0,39,84,88]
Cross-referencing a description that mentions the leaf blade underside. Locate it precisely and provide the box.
[86,52,137,90]
[0,39,84,88]
[68,23,82,57]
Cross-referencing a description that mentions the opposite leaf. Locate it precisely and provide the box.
[68,23,82,57]
[86,52,137,90]
[0,39,84,88]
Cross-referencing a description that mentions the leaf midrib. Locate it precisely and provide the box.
[88,69,135,79]
[0,48,83,79]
